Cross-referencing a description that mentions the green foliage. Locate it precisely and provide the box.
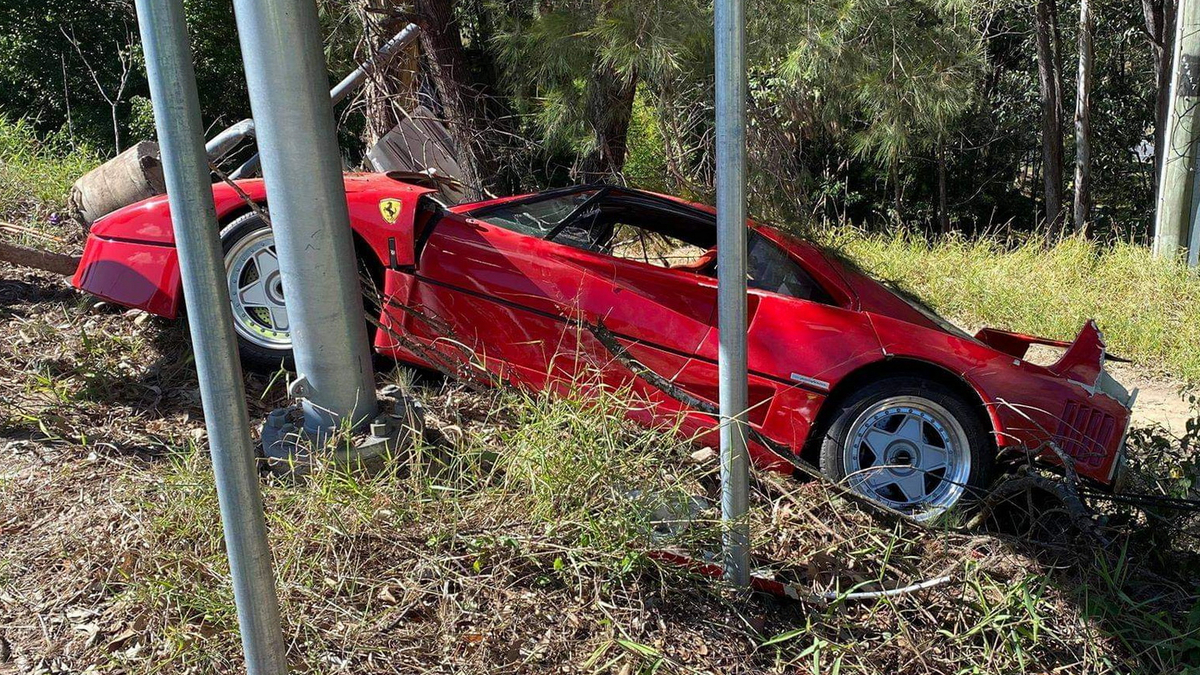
[775,0,983,169]
[621,92,669,192]
[0,0,1165,238]
[0,116,98,226]
[493,0,710,173]
[832,229,1200,382]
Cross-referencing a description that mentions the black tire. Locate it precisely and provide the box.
[818,375,994,521]
[220,211,295,373]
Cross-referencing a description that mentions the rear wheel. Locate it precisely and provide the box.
[819,376,993,521]
[221,212,293,373]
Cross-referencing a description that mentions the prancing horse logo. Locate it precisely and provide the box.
[378,198,403,224]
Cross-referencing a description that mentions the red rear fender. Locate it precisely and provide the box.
[72,173,436,318]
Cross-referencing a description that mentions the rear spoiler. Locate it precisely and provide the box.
[974,321,1130,365]
[975,321,1135,408]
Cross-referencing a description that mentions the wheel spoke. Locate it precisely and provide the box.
[267,305,290,332]
[252,248,280,279]
[895,413,924,443]
[863,427,895,458]
[894,471,927,504]
[864,467,893,490]
[238,279,270,307]
[920,443,950,473]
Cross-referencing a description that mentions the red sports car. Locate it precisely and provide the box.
[72,173,1136,519]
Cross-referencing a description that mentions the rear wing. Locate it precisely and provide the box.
[976,321,1135,409]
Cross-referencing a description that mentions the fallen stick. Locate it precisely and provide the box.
[0,240,80,276]
[1,222,63,243]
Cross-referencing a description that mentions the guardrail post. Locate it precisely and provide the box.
[132,0,288,671]
[715,0,751,587]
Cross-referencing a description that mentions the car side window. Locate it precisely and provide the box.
[747,233,833,304]
[603,223,712,271]
[473,191,598,238]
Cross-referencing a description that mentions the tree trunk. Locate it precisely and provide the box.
[0,241,80,276]
[406,0,487,198]
[1144,0,1177,189]
[1035,0,1066,237]
[362,0,419,146]
[937,139,950,234]
[581,65,637,181]
[1073,0,1095,235]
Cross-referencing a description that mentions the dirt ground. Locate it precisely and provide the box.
[1111,363,1194,432]
[4,264,1200,673]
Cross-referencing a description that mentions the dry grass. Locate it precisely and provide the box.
[3,265,1200,674]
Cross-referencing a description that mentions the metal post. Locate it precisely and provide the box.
[132,0,288,672]
[229,24,420,181]
[715,0,751,587]
[330,24,420,106]
[1155,0,1200,259]
[232,0,378,433]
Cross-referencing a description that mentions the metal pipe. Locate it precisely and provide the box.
[131,0,288,671]
[205,118,256,164]
[714,0,751,587]
[230,152,261,180]
[232,0,379,432]
[330,23,420,106]
[228,24,419,181]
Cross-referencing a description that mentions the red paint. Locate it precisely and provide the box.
[72,176,1132,488]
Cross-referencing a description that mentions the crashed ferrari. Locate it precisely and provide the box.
[71,173,1137,519]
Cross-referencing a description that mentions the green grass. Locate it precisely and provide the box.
[103,384,1199,673]
[829,230,1200,383]
[0,116,99,240]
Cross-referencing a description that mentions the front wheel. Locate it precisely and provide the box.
[221,212,294,373]
[819,376,993,521]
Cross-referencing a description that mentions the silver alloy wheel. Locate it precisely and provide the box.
[842,396,972,520]
[224,229,291,350]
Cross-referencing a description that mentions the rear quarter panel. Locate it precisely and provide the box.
[869,312,1126,483]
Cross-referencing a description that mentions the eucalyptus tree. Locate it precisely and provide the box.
[1073,0,1094,235]
[1035,0,1067,236]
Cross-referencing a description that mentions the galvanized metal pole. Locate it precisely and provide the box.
[329,23,420,106]
[232,0,378,432]
[132,0,288,672]
[229,24,420,181]
[1155,0,1200,259]
[715,0,751,587]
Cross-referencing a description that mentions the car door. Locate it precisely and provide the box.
[397,189,621,388]
[681,231,882,450]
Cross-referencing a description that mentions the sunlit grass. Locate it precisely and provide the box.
[828,230,1200,383]
[0,116,99,250]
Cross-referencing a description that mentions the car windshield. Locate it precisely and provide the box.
[473,190,599,237]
